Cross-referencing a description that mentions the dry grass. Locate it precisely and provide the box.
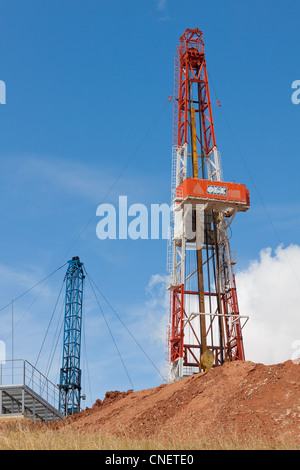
[0,419,298,450]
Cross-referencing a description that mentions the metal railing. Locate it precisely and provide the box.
[0,359,60,411]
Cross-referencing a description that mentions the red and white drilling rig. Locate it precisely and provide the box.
[167,28,250,381]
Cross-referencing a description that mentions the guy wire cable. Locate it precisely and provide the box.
[208,71,300,287]
[85,269,135,392]
[0,262,68,315]
[84,267,167,383]
[58,100,169,265]
[34,275,66,370]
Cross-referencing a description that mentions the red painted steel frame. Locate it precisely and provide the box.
[168,29,246,374]
[169,285,184,362]
[176,28,216,154]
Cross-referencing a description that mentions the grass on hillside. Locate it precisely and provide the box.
[0,419,298,450]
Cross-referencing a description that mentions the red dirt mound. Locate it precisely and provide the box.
[55,360,300,444]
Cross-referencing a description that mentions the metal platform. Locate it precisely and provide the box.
[0,360,64,422]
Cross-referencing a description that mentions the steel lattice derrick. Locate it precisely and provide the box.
[176,28,216,158]
[59,256,84,416]
[167,29,249,382]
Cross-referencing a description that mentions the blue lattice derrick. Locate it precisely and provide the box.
[59,257,84,416]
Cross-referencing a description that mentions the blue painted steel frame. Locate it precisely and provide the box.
[59,257,84,416]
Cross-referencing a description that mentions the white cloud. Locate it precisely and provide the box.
[0,154,150,214]
[157,0,167,11]
[236,244,300,365]
[146,274,168,309]
[14,155,130,204]
[144,244,300,369]
[144,274,173,379]
[156,0,169,21]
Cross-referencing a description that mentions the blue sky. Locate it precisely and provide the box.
[0,0,300,408]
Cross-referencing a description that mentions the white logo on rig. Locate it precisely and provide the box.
[0,81,6,104]
[207,185,227,196]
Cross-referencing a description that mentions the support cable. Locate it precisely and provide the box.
[59,101,169,264]
[85,270,135,392]
[44,299,65,380]
[0,262,68,315]
[82,308,93,407]
[208,71,300,287]
[84,268,167,383]
[34,276,66,370]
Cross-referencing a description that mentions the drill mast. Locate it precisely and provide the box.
[59,256,84,415]
[167,29,250,381]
